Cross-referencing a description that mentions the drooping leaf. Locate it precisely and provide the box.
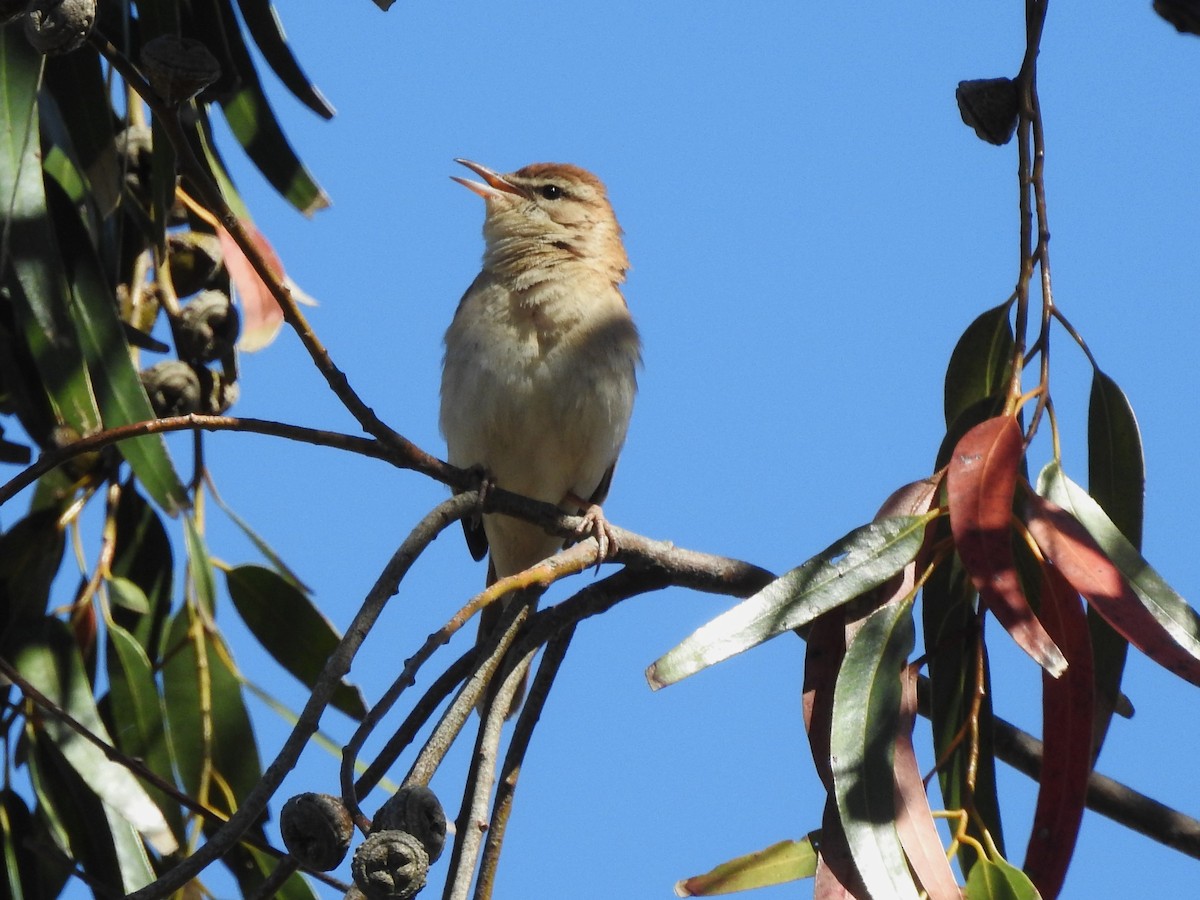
[893,668,960,900]
[13,619,177,855]
[110,483,174,660]
[105,620,183,840]
[921,532,1006,873]
[947,416,1065,676]
[24,725,126,895]
[964,855,1042,900]
[107,576,150,615]
[161,605,264,812]
[647,516,928,688]
[0,29,102,440]
[45,176,188,515]
[830,597,920,900]
[675,836,820,896]
[944,301,1014,430]
[235,0,336,119]
[184,513,218,617]
[814,798,865,899]
[218,221,286,351]
[210,0,331,214]
[1086,369,1143,757]
[1022,565,1093,899]
[42,50,123,220]
[1028,470,1200,686]
[226,564,367,720]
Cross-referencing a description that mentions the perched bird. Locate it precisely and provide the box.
[440,159,641,700]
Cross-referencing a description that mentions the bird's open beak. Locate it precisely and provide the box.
[451,158,523,199]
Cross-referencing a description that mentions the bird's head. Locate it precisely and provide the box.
[452,159,628,283]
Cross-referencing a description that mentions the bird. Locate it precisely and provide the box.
[440,159,641,709]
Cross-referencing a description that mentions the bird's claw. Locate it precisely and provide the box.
[576,504,617,569]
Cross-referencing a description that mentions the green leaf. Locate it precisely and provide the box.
[676,835,820,895]
[921,530,1005,874]
[42,50,123,218]
[107,576,150,615]
[227,564,367,719]
[13,619,177,855]
[0,29,102,439]
[184,513,218,617]
[1037,463,1200,686]
[647,516,929,688]
[964,855,1042,899]
[944,301,1014,430]
[44,176,188,515]
[24,727,126,895]
[110,483,175,660]
[210,0,330,214]
[161,606,264,811]
[235,0,336,119]
[1086,369,1143,757]
[830,597,919,900]
[105,620,183,840]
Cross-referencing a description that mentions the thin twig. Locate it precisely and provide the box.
[474,625,577,900]
[124,493,477,900]
[442,624,535,900]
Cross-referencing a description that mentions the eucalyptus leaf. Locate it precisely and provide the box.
[14,621,177,856]
[647,516,928,688]
[676,835,820,895]
[964,855,1042,899]
[830,598,919,900]
[944,301,1014,429]
[1086,369,1143,757]
[45,176,187,515]
[227,564,366,719]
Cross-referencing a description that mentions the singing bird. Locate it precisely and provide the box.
[440,158,641,673]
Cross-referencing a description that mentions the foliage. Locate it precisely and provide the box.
[1,2,1199,900]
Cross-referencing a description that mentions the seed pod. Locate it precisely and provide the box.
[196,366,239,415]
[955,77,1019,146]
[140,35,220,105]
[140,361,201,417]
[168,231,225,299]
[280,793,354,872]
[372,785,446,864]
[1155,0,1200,35]
[177,290,239,365]
[24,0,96,55]
[351,830,429,900]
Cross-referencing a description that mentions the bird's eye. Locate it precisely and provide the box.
[538,184,564,200]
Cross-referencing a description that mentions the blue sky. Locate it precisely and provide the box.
[44,2,1200,897]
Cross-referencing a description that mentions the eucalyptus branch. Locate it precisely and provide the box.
[0,658,349,891]
[443,635,535,900]
[126,493,477,900]
[87,30,440,475]
[474,625,577,900]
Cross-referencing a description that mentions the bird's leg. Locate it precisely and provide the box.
[565,491,618,564]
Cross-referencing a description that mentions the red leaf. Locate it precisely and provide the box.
[1023,564,1094,899]
[947,416,1066,676]
[803,610,847,788]
[217,222,286,351]
[893,668,960,900]
[1026,492,1200,685]
[814,799,868,899]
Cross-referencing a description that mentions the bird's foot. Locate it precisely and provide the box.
[575,503,618,567]
[467,464,497,511]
